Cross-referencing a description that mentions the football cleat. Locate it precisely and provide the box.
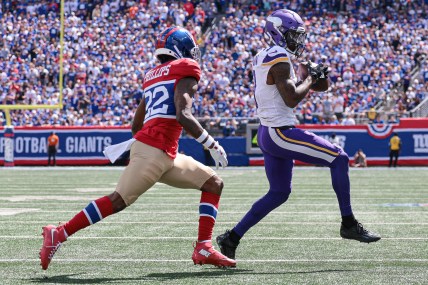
[340,222,381,243]
[216,230,239,259]
[192,241,236,268]
[39,225,67,270]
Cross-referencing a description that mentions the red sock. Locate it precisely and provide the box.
[61,196,114,240]
[198,192,220,243]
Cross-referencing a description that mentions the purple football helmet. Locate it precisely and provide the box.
[264,9,306,57]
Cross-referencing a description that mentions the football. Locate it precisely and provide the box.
[311,78,330,92]
[297,62,309,81]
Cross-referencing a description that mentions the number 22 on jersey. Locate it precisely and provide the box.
[144,80,176,123]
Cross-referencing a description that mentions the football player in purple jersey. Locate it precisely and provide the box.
[216,9,381,261]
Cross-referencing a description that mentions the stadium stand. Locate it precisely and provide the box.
[0,0,426,136]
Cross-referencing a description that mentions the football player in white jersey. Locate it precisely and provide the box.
[216,9,381,261]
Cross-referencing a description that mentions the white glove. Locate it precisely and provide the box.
[209,141,228,169]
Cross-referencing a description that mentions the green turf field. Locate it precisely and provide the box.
[0,167,427,285]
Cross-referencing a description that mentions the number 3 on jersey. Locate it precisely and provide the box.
[144,80,176,122]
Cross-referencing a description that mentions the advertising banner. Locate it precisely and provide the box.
[248,118,428,166]
[1,118,427,166]
[0,127,131,165]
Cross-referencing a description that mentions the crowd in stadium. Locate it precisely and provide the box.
[0,0,427,133]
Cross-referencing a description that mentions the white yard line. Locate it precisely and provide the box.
[0,201,425,205]
[0,221,426,225]
[1,196,427,201]
[1,192,427,196]
[6,210,425,214]
[0,196,426,200]
[3,166,428,171]
[0,208,39,216]
[1,258,427,263]
[0,236,426,240]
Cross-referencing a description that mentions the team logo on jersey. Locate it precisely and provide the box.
[366,123,398,139]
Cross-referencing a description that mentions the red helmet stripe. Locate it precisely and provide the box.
[157,27,180,49]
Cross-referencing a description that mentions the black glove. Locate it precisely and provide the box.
[305,61,329,81]
[317,63,330,79]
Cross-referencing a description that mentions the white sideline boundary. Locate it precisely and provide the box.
[1,258,427,263]
[0,236,426,241]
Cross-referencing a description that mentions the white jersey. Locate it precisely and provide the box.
[253,45,297,127]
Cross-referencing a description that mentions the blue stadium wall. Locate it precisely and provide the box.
[1,118,427,166]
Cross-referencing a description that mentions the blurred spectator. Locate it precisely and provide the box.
[0,0,426,130]
[329,133,340,146]
[367,107,377,122]
[352,149,367,168]
[333,94,344,121]
[47,131,59,166]
[387,115,399,123]
[389,132,402,167]
[373,114,385,124]
[342,114,356,126]
[183,0,195,17]
[222,120,236,137]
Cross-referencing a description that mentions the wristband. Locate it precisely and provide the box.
[203,136,216,148]
[196,130,208,143]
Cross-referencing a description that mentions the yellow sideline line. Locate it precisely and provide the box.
[0,105,62,110]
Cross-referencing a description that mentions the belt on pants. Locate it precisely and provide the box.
[275,126,295,130]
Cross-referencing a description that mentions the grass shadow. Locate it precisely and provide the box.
[29,273,146,284]
[145,268,360,281]
[28,269,360,283]
[145,268,253,280]
[28,269,251,284]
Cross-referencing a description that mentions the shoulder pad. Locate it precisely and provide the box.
[262,46,290,66]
